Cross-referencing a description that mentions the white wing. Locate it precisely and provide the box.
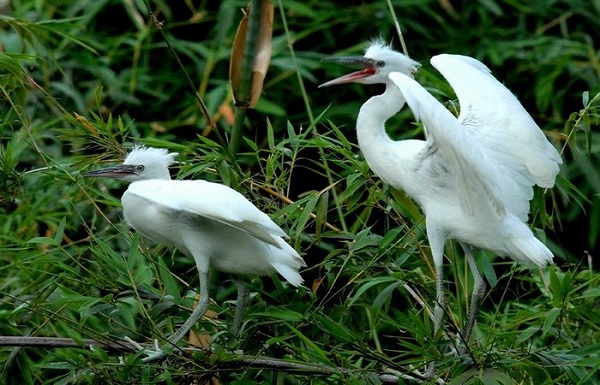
[126,179,288,248]
[430,54,562,220]
[388,72,506,219]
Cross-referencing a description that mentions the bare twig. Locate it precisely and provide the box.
[255,183,343,233]
[0,336,430,383]
[0,336,134,351]
[141,0,216,132]
[385,0,409,56]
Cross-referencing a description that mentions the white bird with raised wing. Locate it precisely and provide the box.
[320,40,561,345]
[85,146,305,360]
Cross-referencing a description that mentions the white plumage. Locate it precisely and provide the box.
[122,179,304,284]
[85,145,304,360]
[321,40,561,347]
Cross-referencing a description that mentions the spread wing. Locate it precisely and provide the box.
[430,54,562,220]
[388,71,507,219]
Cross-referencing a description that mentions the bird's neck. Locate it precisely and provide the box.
[150,170,172,180]
[356,83,405,153]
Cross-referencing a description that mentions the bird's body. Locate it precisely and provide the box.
[122,179,303,283]
[357,68,555,267]
[321,40,561,349]
[85,146,304,360]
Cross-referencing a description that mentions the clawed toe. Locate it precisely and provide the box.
[124,336,169,362]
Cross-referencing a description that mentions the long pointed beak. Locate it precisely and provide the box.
[319,56,377,88]
[84,164,137,179]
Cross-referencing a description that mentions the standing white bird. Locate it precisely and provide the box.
[320,40,561,345]
[85,146,305,360]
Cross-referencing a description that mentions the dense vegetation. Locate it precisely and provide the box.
[1,0,599,384]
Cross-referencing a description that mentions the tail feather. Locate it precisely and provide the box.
[270,237,306,287]
[272,261,304,287]
[509,236,553,267]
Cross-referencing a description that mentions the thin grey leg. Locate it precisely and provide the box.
[460,243,486,344]
[231,281,249,336]
[424,255,445,378]
[424,225,447,378]
[135,271,210,362]
[167,270,210,347]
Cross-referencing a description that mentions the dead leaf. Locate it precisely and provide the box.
[230,0,274,108]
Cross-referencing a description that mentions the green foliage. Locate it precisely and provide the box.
[1,0,599,384]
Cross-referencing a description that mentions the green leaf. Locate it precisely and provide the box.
[266,117,275,150]
[255,97,286,116]
[315,189,329,239]
[292,192,319,236]
[349,276,400,306]
[26,236,59,246]
[287,325,332,365]
[379,226,403,250]
[253,307,304,322]
[313,313,358,342]
[515,327,539,344]
[542,307,562,335]
[158,256,181,303]
[127,233,140,271]
[348,228,381,252]
[373,279,404,309]
[480,368,516,385]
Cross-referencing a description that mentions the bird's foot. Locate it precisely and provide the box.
[442,337,478,369]
[396,363,444,384]
[446,341,461,357]
[452,332,477,357]
[124,336,169,362]
[422,362,436,379]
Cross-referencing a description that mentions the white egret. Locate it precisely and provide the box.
[320,41,561,345]
[85,146,305,360]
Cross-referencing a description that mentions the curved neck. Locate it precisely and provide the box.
[356,82,406,151]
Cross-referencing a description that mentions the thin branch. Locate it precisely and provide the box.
[386,0,409,56]
[276,0,349,233]
[141,0,216,132]
[232,356,409,383]
[0,336,132,351]
[255,183,342,233]
[0,336,433,383]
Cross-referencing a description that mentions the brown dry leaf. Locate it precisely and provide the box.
[229,0,274,108]
[74,113,99,136]
[187,306,217,349]
[218,103,235,125]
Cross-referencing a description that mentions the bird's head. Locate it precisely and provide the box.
[319,39,420,88]
[84,146,178,182]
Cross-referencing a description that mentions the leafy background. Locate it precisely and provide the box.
[1,0,599,384]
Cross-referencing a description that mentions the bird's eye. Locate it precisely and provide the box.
[135,165,145,173]
[376,60,385,67]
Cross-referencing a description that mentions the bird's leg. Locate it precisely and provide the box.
[424,244,445,377]
[131,270,210,362]
[231,280,249,337]
[166,270,210,347]
[460,243,486,345]
[433,264,445,334]
[424,226,447,378]
[429,236,446,336]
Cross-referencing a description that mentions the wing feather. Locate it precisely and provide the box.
[389,71,506,219]
[430,54,562,220]
[126,180,287,248]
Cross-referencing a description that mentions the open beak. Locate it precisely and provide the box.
[318,56,378,88]
[84,164,137,179]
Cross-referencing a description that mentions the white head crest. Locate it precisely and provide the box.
[124,145,178,167]
[123,145,178,180]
